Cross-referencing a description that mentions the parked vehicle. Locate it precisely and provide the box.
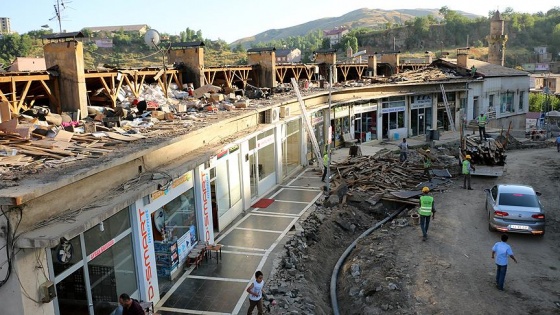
[485,184,545,235]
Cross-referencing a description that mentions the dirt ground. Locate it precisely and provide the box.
[269,146,560,314]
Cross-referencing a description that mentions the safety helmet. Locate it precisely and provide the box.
[466,155,471,159]
[426,149,430,153]
[422,187,430,193]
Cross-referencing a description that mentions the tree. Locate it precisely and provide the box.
[0,34,33,65]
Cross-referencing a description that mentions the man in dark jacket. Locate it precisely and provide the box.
[118,293,145,315]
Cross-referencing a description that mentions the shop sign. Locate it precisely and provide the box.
[311,115,324,125]
[354,103,378,114]
[256,134,275,148]
[88,239,115,261]
[151,189,167,201]
[228,144,239,154]
[411,95,432,109]
[381,106,405,114]
[217,149,229,160]
[171,171,193,189]
[137,207,156,301]
[200,169,213,243]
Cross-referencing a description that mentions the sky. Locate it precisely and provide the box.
[3,0,559,43]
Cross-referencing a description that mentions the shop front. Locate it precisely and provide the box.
[437,91,457,131]
[353,102,378,142]
[248,128,277,199]
[281,118,302,178]
[307,110,325,163]
[380,96,407,140]
[330,105,351,147]
[208,144,244,230]
[132,170,201,304]
[48,207,139,315]
[410,95,433,136]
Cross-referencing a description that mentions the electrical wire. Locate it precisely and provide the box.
[0,207,13,288]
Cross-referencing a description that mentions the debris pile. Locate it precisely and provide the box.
[463,134,506,165]
[390,67,462,83]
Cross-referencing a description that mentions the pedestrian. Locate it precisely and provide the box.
[321,151,329,182]
[492,234,518,291]
[423,149,432,182]
[556,134,560,152]
[418,187,436,241]
[246,270,266,315]
[462,155,475,190]
[478,113,488,142]
[118,293,144,315]
[398,138,409,162]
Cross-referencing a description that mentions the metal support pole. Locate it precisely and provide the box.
[326,65,333,194]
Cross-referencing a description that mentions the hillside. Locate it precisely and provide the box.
[231,8,481,48]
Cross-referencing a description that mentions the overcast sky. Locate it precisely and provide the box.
[3,0,559,43]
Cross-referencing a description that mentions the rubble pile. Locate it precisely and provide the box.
[390,66,462,83]
[330,155,430,193]
[463,134,506,165]
[0,83,268,179]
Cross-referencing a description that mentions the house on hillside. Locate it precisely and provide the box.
[323,27,348,48]
[84,24,149,37]
[8,57,46,72]
[275,48,301,63]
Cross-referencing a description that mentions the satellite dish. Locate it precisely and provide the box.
[144,29,161,47]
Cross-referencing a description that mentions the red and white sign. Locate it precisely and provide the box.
[88,239,115,261]
[256,134,275,149]
[136,207,159,302]
[198,168,215,244]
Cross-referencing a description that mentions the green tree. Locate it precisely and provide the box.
[0,34,33,65]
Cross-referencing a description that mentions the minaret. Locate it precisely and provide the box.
[486,10,508,66]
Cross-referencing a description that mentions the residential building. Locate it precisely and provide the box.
[323,27,348,48]
[8,57,47,72]
[0,17,11,34]
[275,48,301,63]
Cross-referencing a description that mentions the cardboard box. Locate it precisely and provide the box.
[151,111,165,120]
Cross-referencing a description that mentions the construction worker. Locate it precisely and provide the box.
[462,155,476,190]
[321,152,329,182]
[478,113,488,142]
[419,187,436,241]
[423,149,432,182]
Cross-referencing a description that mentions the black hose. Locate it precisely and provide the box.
[330,205,408,315]
[0,208,12,288]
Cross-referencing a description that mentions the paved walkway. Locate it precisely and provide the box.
[154,130,465,314]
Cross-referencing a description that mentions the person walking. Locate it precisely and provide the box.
[398,138,409,162]
[418,187,436,241]
[462,155,475,190]
[321,152,329,182]
[478,113,488,142]
[555,134,560,152]
[246,270,266,315]
[423,149,432,182]
[492,234,518,291]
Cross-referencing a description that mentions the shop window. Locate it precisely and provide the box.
[519,91,525,111]
[389,112,404,129]
[216,155,241,216]
[56,267,89,315]
[152,189,197,242]
[489,94,495,109]
[500,92,514,113]
[89,234,138,311]
[84,208,130,256]
[283,120,301,177]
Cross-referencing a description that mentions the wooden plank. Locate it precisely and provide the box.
[104,132,138,142]
[54,130,74,142]
[14,144,75,157]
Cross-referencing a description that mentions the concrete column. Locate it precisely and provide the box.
[247,51,276,88]
[368,55,377,77]
[43,41,87,119]
[168,47,205,88]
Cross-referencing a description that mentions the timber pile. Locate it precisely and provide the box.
[329,155,428,195]
[0,130,144,175]
[463,134,506,165]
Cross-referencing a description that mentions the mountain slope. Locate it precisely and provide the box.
[231,8,481,47]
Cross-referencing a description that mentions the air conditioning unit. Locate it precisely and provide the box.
[264,108,280,124]
[280,106,290,118]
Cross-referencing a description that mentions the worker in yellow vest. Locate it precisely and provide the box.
[478,113,488,142]
[419,187,436,241]
[321,152,329,182]
[462,155,476,190]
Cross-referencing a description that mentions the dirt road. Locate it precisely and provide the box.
[336,147,560,314]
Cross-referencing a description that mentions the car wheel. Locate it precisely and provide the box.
[488,222,495,232]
